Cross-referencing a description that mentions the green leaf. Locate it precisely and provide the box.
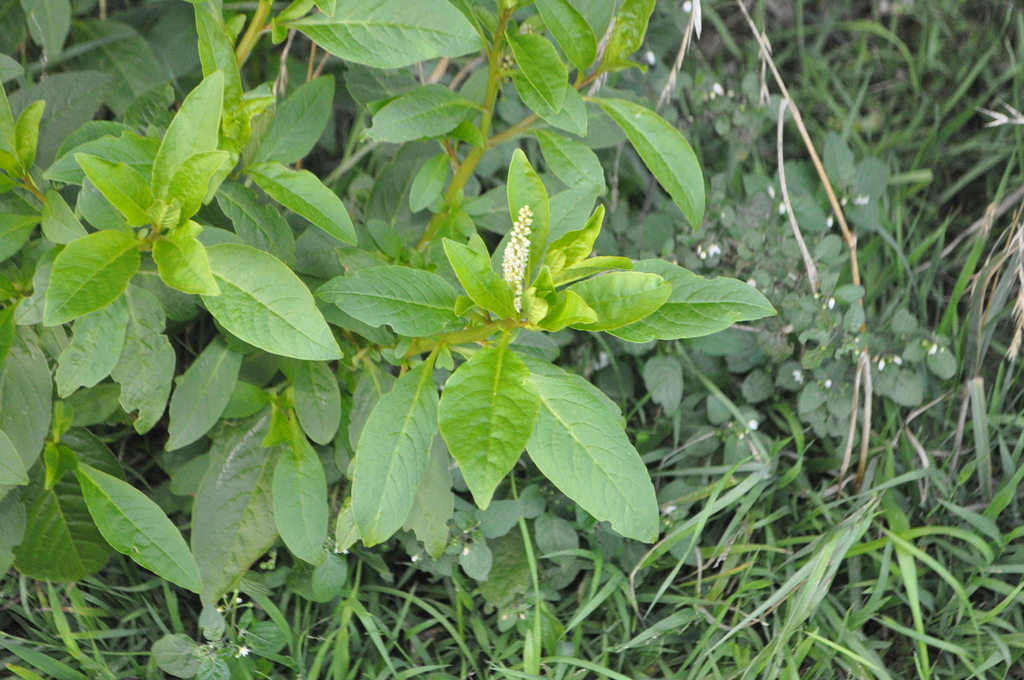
[111,286,175,434]
[443,236,517,319]
[507,149,550,286]
[151,635,200,679]
[41,190,87,244]
[20,0,70,61]
[366,84,476,143]
[594,98,705,229]
[410,153,449,213]
[273,424,328,564]
[536,0,596,71]
[610,260,776,342]
[76,462,203,593]
[0,84,16,173]
[44,442,77,490]
[0,429,28,486]
[152,70,224,197]
[166,337,243,451]
[153,223,221,296]
[14,99,44,171]
[545,203,603,272]
[215,182,295,265]
[567,271,670,331]
[403,435,453,559]
[247,161,356,245]
[71,20,165,117]
[13,429,121,581]
[169,150,231,222]
[257,76,335,165]
[55,294,128,397]
[352,361,438,546]
[536,289,596,331]
[642,354,683,411]
[0,54,23,83]
[289,360,341,445]
[43,230,140,326]
[288,0,480,69]
[192,411,281,603]
[75,153,153,226]
[527,369,658,542]
[0,215,40,263]
[45,130,159,185]
[508,32,568,118]
[203,244,342,361]
[602,0,655,70]
[549,255,633,287]
[0,340,51,502]
[318,265,458,337]
[535,130,603,189]
[439,337,540,508]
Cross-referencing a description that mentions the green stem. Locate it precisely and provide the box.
[403,318,519,359]
[235,0,273,67]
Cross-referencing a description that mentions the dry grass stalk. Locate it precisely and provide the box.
[777,97,819,293]
[836,349,868,493]
[1007,214,1024,361]
[656,0,703,111]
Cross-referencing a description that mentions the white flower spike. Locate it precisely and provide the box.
[502,205,533,314]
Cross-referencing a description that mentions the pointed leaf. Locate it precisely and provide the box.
[527,369,658,542]
[166,338,243,451]
[41,189,87,243]
[536,0,596,71]
[112,286,175,434]
[508,33,567,117]
[152,71,224,196]
[566,270,670,331]
[55,294,129,397]
[410,153,450,212]
[290,360,341,445]
[203,244,342,360]
[535,130,604,189]
[507,149,550,285]
[439,338,540,509]
[0,429,28,486]
[14,100,45,171]
[318,265,458,337]
[443,236,517,319]
[216,182,295,265]
[44,230,140,326]
[247,161,356,245]
[403,436,453,559]
[75,153,153,226]
[153,224,221,296]
[352,362,438,545]
[257,76,335,165]
[169,150,231,222]
[545,203,603,272]
[273,424,328,564]
[366,85,476,143]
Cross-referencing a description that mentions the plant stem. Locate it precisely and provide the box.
[235,0,273,67]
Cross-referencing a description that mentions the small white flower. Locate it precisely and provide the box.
[827,297,836,310]
[792,369,804,384]
[778,202,787,215]
[236,646,250,658]
[216,606,225,613]
[502,205,533,313]
[826,215,834,228]
[697,244,707,260]
[682,0,693,11]
[462,545,470,556]
[841,196,848,206]
[878,359,886,371]
[929,343,939,355]
[824,379,833,389]
[660,504,678,516]
[747,419,759,431]
[644,50,656,66]
[893,356,903,365]
[712,82,724,97]
[853,195,870,206]
[767,186,776,199]
[707,244,721,257]
[411,554,420,562]
[595,351,610,370]
[746,278,757,287]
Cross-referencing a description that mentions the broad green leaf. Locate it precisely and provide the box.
[288,0,480,69]
[153,223,220,296]
[334,499,359,554]
[14,99,44,171]
[44,230,140,326]
[567,270,669,331]
[55,294,129,397]
[443,236,517,319]
[0,84,15,172]
[595,98,705,229]
[348,369,396,451]
[410,153,449,212]
[194,4,244,118]
[290,360,341,445]
[20,0,70,61]
[545,203,603,272]
[602,0,655,70]
[166,337,243,451]
[216,182,295,265]
[507,149,550,286]
[168,150,231,222]
[643,354,683,411]
[75,153,153,226]
[352,362,438,545]
[151,635,200,679]
[43,442,77,490]
[273,424,328,564]
[41,189,87,243]
[549,255,633,286]
[439,337,540,508]
[0,494,26,575]
[247,161,356,245]
[0,339,51,503]
[537,289,596,331]
[45,130,159,184]
[13,429,121,581]
[0,54,22,83]
[0,305,14,367]
[221,381,272,420]
[203,244,342,360]
[527,370,658,542]
[610,260,776,342]
[0,429,28,485]
[77,462,203,593]
[71,19,165,117]
[508,32,567,117]
[536,0,597,71]
[192,411,281,603]
[256,76,335,165]
[111,286,175,434]
[535,130,604,189]
[366,85,476,143]
[0,215,40,262]
[403,436,453,559]
[152,70,224,196]
[318,265,458,337]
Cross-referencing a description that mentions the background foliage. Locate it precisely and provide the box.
[3,1,1024,679]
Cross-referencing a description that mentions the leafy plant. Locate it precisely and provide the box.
[0,0,773,615]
